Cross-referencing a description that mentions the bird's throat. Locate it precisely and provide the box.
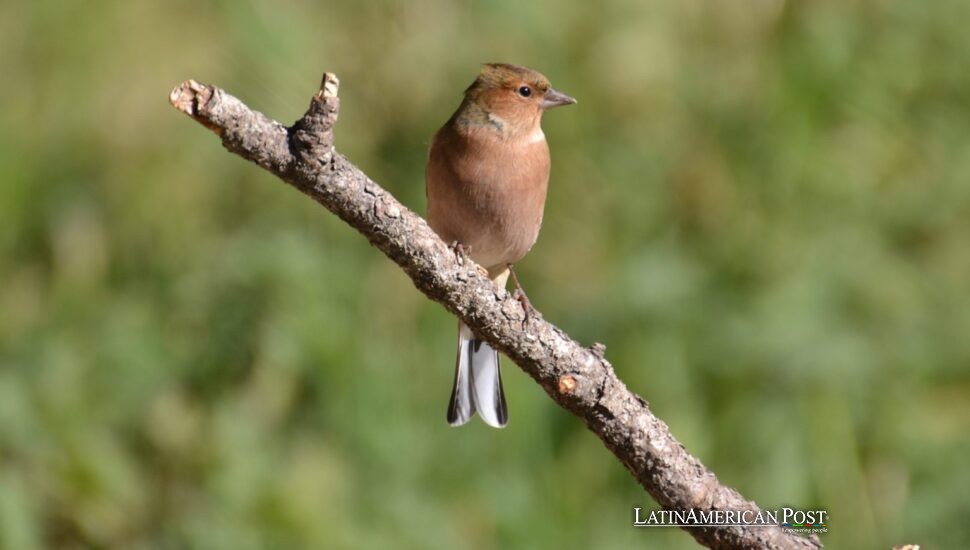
[454,101,540,142]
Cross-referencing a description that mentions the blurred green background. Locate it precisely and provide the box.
[2,1,969,548]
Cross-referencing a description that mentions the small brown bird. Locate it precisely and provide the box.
[425,63,576,428]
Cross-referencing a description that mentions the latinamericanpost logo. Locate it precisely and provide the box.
[633,507,828,534]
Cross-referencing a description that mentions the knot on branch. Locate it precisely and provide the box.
[558,375,578,394]
[290,72,341,167]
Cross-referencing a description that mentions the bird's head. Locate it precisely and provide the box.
[460,63,576,135]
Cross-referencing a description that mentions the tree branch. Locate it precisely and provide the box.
[169,73,822,550]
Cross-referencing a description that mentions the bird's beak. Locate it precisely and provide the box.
[541,88,577,110]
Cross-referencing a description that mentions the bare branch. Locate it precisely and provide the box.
[169,74,822,550]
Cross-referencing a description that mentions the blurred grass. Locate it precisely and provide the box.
[2,0,969,548]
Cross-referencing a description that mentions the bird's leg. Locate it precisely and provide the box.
[450,241,471,266]
[507,263,537,320]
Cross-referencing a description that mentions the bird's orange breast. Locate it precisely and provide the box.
[426,123,550,272]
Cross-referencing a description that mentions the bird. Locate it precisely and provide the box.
[425,63,576,428]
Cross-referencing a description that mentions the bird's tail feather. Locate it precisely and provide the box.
[447,322,508,428]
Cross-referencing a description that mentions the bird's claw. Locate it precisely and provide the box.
[513,287,537,321]
[450,241,488,277]
[506,263,537,321]
[450,241,470,266]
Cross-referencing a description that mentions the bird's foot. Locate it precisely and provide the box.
[507,263,537,321]
[450,241,471,266]
[451,241,489,277]
[513,287,537,321]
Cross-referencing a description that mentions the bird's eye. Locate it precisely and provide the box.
[518,86,532,98]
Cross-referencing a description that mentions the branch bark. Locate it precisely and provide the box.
[169,74,822,550]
